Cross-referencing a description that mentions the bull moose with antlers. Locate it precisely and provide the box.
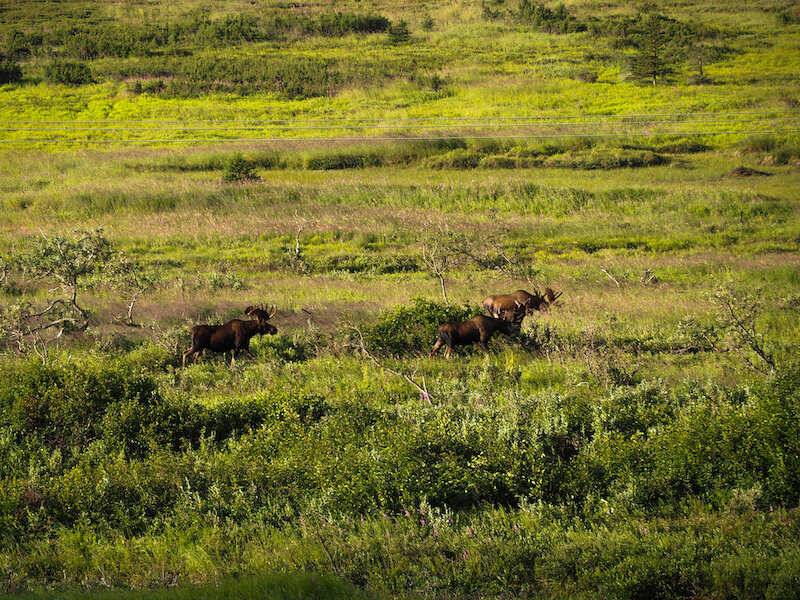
[182,305,277,367]
[429,310,524,358]
[483,287,562,321]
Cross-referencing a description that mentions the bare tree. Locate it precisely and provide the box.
[457,229,541,287]
[421,237,461,303]
[713,288,778,375]
[109,255,159,327]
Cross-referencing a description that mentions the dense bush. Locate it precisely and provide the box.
[543,148,669,169]
[387,20,411,44]
[517,1,586,34]
[0,59,22,84]
[358,297,480,355]
[222,153,259,182]
[1,354,800,593]
[45,60,93,85]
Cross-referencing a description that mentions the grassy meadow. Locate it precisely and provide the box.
[1,1,800,599]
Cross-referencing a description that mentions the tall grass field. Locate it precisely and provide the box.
[1,1,799,598]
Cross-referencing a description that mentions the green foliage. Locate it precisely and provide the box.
[293,13,390,37]
[629,13,677,85]
[221,153,259,182]
[45,60,93,85]
[359,297,480,356]
[17,230,112,290]
[1,354,800,593]
[387,20,411,45]
[0,359,160,451]
[0,59,22,84]
[517,1,586,34]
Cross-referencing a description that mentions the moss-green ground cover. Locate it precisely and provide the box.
[1,1,799,598]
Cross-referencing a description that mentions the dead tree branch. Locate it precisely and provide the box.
[350,326,432,403]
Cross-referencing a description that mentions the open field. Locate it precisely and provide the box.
[1,1,800,598]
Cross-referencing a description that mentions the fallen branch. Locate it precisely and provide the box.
[600,268,620,287]
[350,326,432,403]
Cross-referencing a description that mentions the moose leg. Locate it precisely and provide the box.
[429,339,444,357]
[478,341,490,354]
[182,347,197,368]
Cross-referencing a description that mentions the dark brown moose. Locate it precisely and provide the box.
[482,287,562,320]
[429,311,524,359]
[182,305,277,367]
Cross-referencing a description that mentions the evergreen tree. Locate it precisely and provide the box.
[630,13,675,85]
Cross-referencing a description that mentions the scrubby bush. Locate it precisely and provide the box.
[543,148,669,169]
[0,59,22,84]
[518,1,586,33]
[45,60,93,85]
[222,153,259,182]
[358,297,480,355]
[387,20,411,44]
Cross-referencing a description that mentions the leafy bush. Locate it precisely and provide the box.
[518,1,586,34]
[222,153,259,182]
[45,60,93,85]
[543,148,669,169]
[0,359,160,450]
[387,20,411,44]
[0,59,22,84]
[358,297,480,355]
[307,13,390,36]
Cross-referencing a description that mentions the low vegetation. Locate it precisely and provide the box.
[1,0,799,598]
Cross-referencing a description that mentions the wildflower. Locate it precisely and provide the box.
[467,526,473,536]
[462,550,468,560]
[405,509,411,518]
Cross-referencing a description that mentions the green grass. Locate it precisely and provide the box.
[1,1,800,598]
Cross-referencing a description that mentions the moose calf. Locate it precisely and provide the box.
[429,312,523,358]
[182,305,277,367]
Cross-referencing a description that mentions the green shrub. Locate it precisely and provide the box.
[543,149,669,169]
[358,297,479,355]
[0,359,160,450]
[740,135,780,153]
[387,20,411,44]
[222,153,259,182]
[45,60,93,85]
[0,60,22,84]
[518,1,587,33]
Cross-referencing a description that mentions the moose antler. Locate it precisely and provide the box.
[244,305,277,320]
[544,287,562,303]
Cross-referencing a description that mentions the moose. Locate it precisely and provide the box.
[429,311,524,358]
[482,287,562,321]
[182,305,277,367]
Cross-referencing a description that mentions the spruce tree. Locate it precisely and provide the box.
[631,13,675,85]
